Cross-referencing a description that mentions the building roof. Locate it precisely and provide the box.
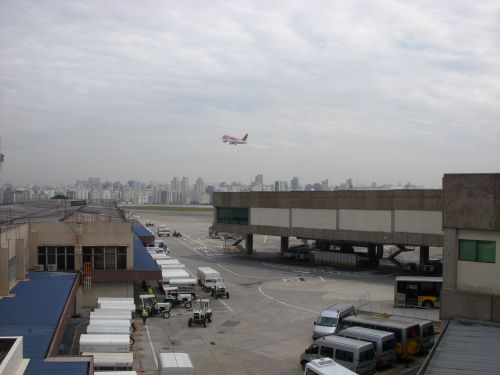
[0,199,126,231]
[134,237,160,271]
[0,272,89,375]
[422,320,500,375]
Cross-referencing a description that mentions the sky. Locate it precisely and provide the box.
[1,0,499,188]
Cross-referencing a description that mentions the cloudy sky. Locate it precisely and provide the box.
[1,0,499,188]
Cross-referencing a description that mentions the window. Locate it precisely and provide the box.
[105,247,116,269]
[308,344,319,355]
[335,349,353,363]
[359,348,375,362]
[382,339,396,351]
[459,240,496,263]
[319,346,334,358]
[93,247,104,270]
[216,207,249,225]
[117,247,127,269]
[37,246,76,271]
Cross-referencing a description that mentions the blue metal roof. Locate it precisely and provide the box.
[132,223,154,238]
[0,272,89,375]
[134,237,160,271]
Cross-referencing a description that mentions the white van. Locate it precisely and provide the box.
[304,358,357,375]
[338,326,396,368]
[313,303,355,339]
[301,336,375,375]
[158,352,194,375]
[388,316,435,352]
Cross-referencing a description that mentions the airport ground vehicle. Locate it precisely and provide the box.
[157,225,171,237]
[81,352,133,371]
[304,358,357,375]
[211,278,229,299]
[188,299,212,327]
[139,294,171,319]
[146,220,154,227]
[313,304,356,339]
[338,326,396,368]
[340,315,420,359]
[388,316,435,352]
[79,334,130,354]
[160,268,191,292]
[164,287,193,309]
[301,336,376,374]
[197,267,220,291]
[208,226,220,239]
[172,230,182,237]
[394,276,442,308]
[159,352,195,375]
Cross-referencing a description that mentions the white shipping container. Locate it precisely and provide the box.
[158,353,195,375]
[94,372,137,375]
[81,352,133,369]
[87,325,132,335]
[151,253,171,260]
[155,259,181,266]
[93,308,133,318]
[98,304,136,313]
[97,297,134,305]
[162,269,190,282]
[89,319,131,328]
[79,334,130,354]
[90,312,132,321]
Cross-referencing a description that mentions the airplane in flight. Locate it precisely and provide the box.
[222,134,248,145]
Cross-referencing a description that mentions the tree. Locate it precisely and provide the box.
[52,194,68,199]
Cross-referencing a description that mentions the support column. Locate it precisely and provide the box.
[0,248,10,296]
[16,239,26,281]
[376,244,384,259]
[245,234,253,255]
[419,246,430,270]
[280,236,289,256]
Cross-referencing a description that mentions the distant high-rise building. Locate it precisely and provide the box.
[194,177,205,204]
[321,179,329,191]
[313,182,322,191]
[171,177,181,203]
[290,177,299,191]
[181,177,190,204]
[255,174,263,186]
[346,178,353,190]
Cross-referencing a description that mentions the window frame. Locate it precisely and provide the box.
[458,239,496,263]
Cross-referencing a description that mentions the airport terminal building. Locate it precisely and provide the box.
[212,173,500,323]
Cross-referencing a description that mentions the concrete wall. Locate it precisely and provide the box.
[213,190,444,246]
[82,281,134,310]
[443,174,500,231]
[30,222,134,270]
[394,210,443,235]
[339,209,391,232]
[250,208,289,227]
[291,209,337,230]
[0,224,30,294]
[456,229,500,294]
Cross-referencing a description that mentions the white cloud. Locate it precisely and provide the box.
[0,0,499,186]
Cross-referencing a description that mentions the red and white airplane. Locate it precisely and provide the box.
[222,134,248,145]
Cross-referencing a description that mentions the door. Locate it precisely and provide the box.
[406,283,418,306]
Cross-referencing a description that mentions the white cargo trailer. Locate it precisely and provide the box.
[158,352,195,375]
[97,297,134,305]
[82,352,133,370]
[98,304,136,313]
[94,372,137,375]
[93,308,133,318]
[197,267,220,291]
[87,325,132,335]
[89,319,131,329]
[151,253,171,260]
[90,311,132,321]
[165,278,197,295]
[79,334,130,354]
[156,259,181,267]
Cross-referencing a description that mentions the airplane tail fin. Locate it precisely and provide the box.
[242,134,248,141]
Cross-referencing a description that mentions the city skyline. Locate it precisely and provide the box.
[1,1,499,188]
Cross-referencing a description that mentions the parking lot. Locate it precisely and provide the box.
[129,210,432,374]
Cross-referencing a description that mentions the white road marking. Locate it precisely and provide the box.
[217,298,234,312]
[319,276,324,282]
[216,263,285,279]
[258,285,319,314]
[145,325,158,369]
[174,238,212,260]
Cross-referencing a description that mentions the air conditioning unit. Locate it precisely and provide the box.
[35,264,44,272]
[47,264,57,272]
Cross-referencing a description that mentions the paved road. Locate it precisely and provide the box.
[131,211,426,375]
